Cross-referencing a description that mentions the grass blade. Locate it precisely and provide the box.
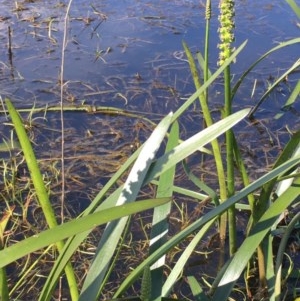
[286,0,300,18]
[114,155,300,297]
[41,109,248,300]
[171,40,247,121]
[39,146,142,301]
[0,208,12,301]
[274,212,300,301]
[4,100,58,229]
[5,98,79,300]
[275,80,300,119]
[162,217,217,296]
[149,121,179,300]
[144,109,249,184]
[249,59,300,117]
[211,176,300,301]
[0,198,170,268]
[187,276,210,301]
[79,113,173,300]
[231,38,300,99]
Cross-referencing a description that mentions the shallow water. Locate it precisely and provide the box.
[0,0,299,115]
[0,0,299,181]
[0,1,299,300]
[0,0,299,217]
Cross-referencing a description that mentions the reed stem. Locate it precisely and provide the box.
[218,0,237,255]
[5,99,79,300]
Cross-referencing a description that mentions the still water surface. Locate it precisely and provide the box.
[0,0,299,116]
[0,0,299,200]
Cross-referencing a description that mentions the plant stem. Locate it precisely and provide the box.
[183,45,227,205]
[5,99,79,300]
[204,0,211,85]
[223,65,237,255]
[0,267,8,301]
[218,0,237,257]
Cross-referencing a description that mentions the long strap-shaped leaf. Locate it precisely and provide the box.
[80,109,249,301]
[79,113,174,300]
[162,217,218,297]
[231,37,300,99]
[171,40,247,122]
[285,0,300,18]
[38,41,247,299]
[4,100,57,229]
[39,110,249,301]
[211,176,300,301]
[149,121,179,301]
[0,198,170,267]
[5,98,79,300]
[40,109,249,300]
[249,58,300,117]
[114,154,300,297]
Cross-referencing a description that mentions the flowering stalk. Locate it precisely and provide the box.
[218,0,235,66]
[218,0,237,256]
[204,0,211,84]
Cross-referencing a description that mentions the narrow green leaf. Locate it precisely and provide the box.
[0,209,11,301]
[212,177,300,301]
[0,198,169,268]
[275,139,300,197]
[39,146,142,301]
[141,266,151,301]
[275,80,300,119]
[196,51,212,79]
[114,155,300,297]
[162,217,217,296]
[149,121,179,300]
[286,0,300,18]
[265,234,275,301]
[273,212,300,301]
[232,38,300,99]
[79,113,173,300]
[250,59,300,117]
[187,276,210,301]
[172,40,247,121]
[42,109,248,301]
[182,161,219,206]
[5,98,79,300]
[5,98,57,229]
[144,109,249,184]
[250,131,300,227]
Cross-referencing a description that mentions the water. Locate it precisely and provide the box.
[0,0,299,114]
[0,1,299,300]
[0,0,299,218]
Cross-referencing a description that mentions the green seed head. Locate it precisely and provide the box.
[218,0,235,66]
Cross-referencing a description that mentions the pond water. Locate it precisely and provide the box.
[0,0,299,194]
[0,0,299,114]
[0,0,299,299]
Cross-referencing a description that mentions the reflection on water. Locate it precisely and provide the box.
[0,0,299,114]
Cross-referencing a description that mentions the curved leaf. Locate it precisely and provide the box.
[211,177,300,300]
[0,198,170,268]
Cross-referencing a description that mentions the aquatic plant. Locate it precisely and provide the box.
[0,0,300,301]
